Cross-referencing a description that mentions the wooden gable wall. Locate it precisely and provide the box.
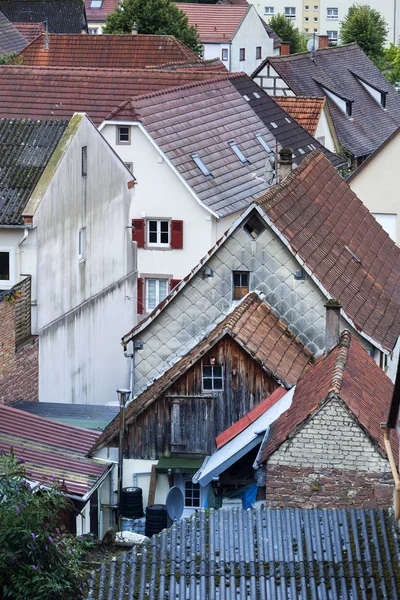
[125,335,279,459]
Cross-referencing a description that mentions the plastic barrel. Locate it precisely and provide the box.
[121,517,134,532]
[120,487,143,518]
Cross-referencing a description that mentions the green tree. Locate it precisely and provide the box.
[268,14,307,54]
[339,4,388,61]
[0,451,90,599]
[103,0,203,55]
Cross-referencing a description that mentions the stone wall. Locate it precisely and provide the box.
[0,289,38,405]
[265,397,393,509]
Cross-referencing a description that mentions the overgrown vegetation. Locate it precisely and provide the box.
[0,52,23,65]
[103,0,203,55]
[268,14,307,54]
[0,450,91,600]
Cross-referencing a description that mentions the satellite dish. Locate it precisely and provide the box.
[166,486,184,522]
[307,37,318,52]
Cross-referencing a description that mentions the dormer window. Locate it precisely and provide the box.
[191,152,213,179]
[354,74,387,109]
[229,140,250,165]
[321,86,353,117]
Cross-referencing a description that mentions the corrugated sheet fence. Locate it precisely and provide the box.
[86,507,400,599]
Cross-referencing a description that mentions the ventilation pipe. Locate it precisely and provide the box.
[324,299,341,352]
[278,147,293,182]
[132,22,138,35]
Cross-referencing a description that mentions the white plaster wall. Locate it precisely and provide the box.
[315,110,336,153]
[202,42,229,64]
[34,117,136,404]
[349,131,400,244]
[231,6,275,74]
[268,397,390,472]
[123,459,170,507]
[101,123,216,281]
[249,1,303,30]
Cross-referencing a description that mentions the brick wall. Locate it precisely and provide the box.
[0,287,38,405]
[265,397,393,509]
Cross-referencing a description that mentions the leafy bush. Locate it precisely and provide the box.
[0,450,89,600]
[268,14,307,54]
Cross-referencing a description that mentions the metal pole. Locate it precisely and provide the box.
[117,388,130,529]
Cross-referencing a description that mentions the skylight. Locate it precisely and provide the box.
[191,152,213,179]
[229,140,250,165]
[90,0,102,8]
[270,122,278,129]
[255,133,272,153]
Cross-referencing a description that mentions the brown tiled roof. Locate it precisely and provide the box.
[85,0,118,23]
[255,151,400,352]
[144,57,227,72]
[273,96,325,136]
[13,21,44,41]
[0,0,87,34]
[0,65,224,125]
[259,331,398,466]
[253,44,400,158]
[178,3,249,43]
[20,33,202,68]
[92,293,314,453]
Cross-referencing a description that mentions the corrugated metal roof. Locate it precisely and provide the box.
[86,506,400,599]
[12,401,118,431]
[0,118,69,225]
[0,404,109,498]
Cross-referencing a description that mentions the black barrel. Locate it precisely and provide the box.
[120,487,143,518]
[145,504,168,537]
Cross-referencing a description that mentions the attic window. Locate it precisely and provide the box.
[202,364,223,391]
[229,140,250,165]
[233,271,249,299]
[90,0,102,8]
[256,133,272,153]
[321,86,353,118]
[244,214,265,239]
[355,75,387,109]
[191,152,213,179]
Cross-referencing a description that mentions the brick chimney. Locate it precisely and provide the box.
[280,42,290,56]
[325,299,342,352]
[132,22,138,35]
[278,147,293,182]
[318,35,329,49]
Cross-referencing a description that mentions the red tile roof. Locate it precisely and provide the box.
[178,3,249,43]
[20,33,202,68]
[215,386,287,449]
[259,331,398,466]
[256,151,400,352]
[13,21,44,42]
[273,96,325,136]
[85,0,118,23]
[91,293,314,453]
[0,404,109,497]
[0,65,224,125]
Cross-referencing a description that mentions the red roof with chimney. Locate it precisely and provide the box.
[178,3,249,43]
[13,21,45,42]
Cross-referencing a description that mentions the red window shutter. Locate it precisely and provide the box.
[170,220,183,249]
[137,278,144,314]
[132,219,145,248]
[169,279,181,291]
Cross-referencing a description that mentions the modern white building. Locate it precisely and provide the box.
[250,0,400,46]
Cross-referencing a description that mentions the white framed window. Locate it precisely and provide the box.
[0,249,13,286]
[327,30,338,43]
[256,46,262,59]
[147,219,170,247]
[264,6,274,15]
[327,7,338,19]
[239,48,245,61]
[146,278,168,311]
[88,27,99,34]
[90,0,102,7]
[78,228,86,261]
[116,126,130,145]
[221,48,228,61]
[202,364,223,391]
[284,7,296,17]
[184,481,201,508]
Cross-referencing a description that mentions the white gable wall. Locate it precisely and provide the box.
[34,117,136,404]
[231,6,275,74]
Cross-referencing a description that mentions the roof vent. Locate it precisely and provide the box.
[191,152,213,179]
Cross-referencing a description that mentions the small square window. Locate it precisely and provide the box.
[239,48,245,61]
[314,28,318,32]
[202,364,223,391]
[184,481,200,507]
[284,7,296,17]
[313,5,318,10]
[313,16,318,22]
[305,17,309,22]
[0,251,10,282]
[222,48,228,61]
[327,30,338,44]
[233,271,249,300]
[264,6,274,15]
[81,146,87,177]
[117,126,130,144]
[256,46,262,59]
[124,162,133,173]
[304,4,309,9]
[78,228,86,261]
[305,27,309,32]
[147,219,170,247]
[90,0,102,7]
[327,8,338,19]
[244,214,265,239]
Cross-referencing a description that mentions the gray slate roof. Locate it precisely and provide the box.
[0,118,69,225]
[86,507,400,599]
[254,44,400,159]
[0,9,27,55]
[0,0,87,33]
[130,74,342,218]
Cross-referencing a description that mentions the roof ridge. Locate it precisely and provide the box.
[223,291,262,330]
[269,42,359,62]
[329,330,351,393]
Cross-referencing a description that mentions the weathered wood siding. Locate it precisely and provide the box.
[126,335,279,459]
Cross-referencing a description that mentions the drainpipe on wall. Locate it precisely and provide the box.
[382,424,400,520]
[117,389,131,529]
